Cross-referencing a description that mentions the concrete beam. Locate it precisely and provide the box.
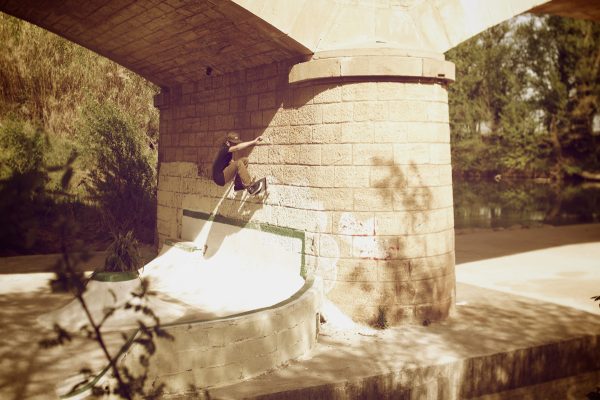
[0,0,311,87]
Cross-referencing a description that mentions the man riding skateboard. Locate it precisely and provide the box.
[212,131,266,195]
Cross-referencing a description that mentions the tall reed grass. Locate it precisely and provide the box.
[0,13,160,252]
[0,12,158,140]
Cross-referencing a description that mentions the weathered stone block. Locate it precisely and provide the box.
[370,165,409,188]
[342,82,378,101]
[353,235,399,260]
[313,83,341,104]
[321,144,352,165]
[268,145,299,164]
[259,92,277,110]
[298,144,322,165]
[372,121,409,143]
[410,252,455,281]
[353,188,393,211]
[267,125,312,144]
[354,101,388,122]
[397,234,428,259]
[374,212,411,235]
[389,100,429,122]
[334,166,370,188]
[425,229,454,256]
[312,123,342,143]
[289,85,315,107]
[378,259,411,282]
[394,143,431,165]
[322,102,354,123]
[289,105,323,126]
[312,188,354,210]
[341,122,375,143]
[353,143,394,165]
[332,211,376,235]
[335,258,378,282]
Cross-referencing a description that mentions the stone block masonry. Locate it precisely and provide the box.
[121,276,323,393]
[156,58,455,325]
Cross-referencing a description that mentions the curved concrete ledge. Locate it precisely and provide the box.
[57,276,322,398]
[123,276,323,395]
[289,50,455,84]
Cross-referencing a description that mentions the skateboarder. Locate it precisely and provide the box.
[212,131,266,195]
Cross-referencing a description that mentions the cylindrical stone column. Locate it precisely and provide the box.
[287,51,456,325]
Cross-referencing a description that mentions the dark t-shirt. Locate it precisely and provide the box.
[212,144,232,186]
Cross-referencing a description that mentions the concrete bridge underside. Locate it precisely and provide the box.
[1,0,599,326]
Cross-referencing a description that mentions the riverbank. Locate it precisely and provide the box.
[0,223,598,399]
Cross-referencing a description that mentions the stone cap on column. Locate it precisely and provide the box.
[289,48,455,84]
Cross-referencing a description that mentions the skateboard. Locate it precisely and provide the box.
[233,177,267,195]
[250,177,267,196]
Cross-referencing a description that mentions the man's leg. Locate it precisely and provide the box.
[222,160,238,184]
[223,158,252,189]
[234,158,252,187]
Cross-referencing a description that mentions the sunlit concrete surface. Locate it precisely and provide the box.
[207,224,600,399]
[36,212,305,331]
[0,214,314,398]
[37,244,304,331]
[1,224,599,399]
[456,224,600,316]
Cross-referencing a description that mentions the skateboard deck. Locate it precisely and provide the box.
[233,177,267,195]
[252,177,267,195]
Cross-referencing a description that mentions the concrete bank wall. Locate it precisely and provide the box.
[155,60,455,324]
[122,277,322,394]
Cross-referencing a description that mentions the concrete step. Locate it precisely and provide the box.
[202,283,600,400]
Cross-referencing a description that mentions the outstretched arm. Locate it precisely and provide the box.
[228,136,264,153]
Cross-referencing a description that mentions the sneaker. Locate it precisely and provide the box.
[247,180,263,195]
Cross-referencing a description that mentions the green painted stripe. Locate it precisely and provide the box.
[182,209,307,278]
[162,276,316,327]
[91,271,139,282]
[164,239,203,252]
[63,210,309,397]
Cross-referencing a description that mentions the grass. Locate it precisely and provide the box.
[0,13,160,254]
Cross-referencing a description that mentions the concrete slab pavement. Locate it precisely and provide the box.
[455,223,600,315]
[1,224,599,399]
[207,224,600,399]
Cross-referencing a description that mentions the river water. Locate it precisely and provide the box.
[452,179,600,229]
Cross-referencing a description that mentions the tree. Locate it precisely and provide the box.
[518,16,600,181]
[446,19,545,178]
[447,15,600,180]
[78,101,157,243]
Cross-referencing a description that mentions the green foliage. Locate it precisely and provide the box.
[103,231,142,273]
[0,13,159,253]
[446,15,600,179]
[518,16,600,178]
[450,137,503,177]
[0,12,159,140]
[446,20,544,177]
[79,101,157,243]
[41,165,173,399]
[0,117,52,251]
[0,116,46,178]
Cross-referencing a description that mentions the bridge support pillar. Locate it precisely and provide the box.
[155,49,456,325]
[287,50,457,325]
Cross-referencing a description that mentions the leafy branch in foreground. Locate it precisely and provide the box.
[39,164,173,399]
